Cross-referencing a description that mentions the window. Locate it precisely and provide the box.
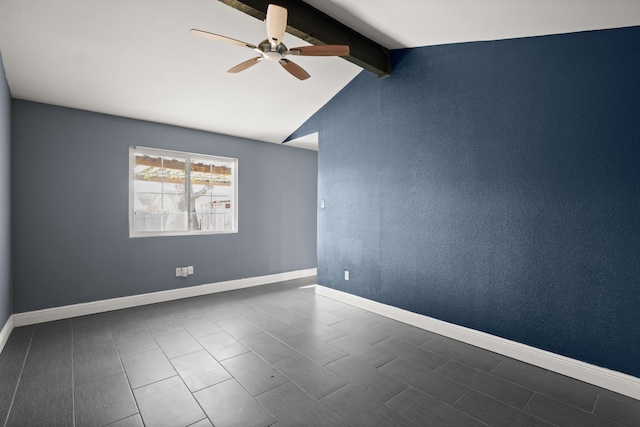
[129,146,237,237]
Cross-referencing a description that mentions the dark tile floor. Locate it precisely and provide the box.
[1,276,639,426]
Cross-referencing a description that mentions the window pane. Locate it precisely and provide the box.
[163,212,188,231]
[163,194,185,213]
[131,147,237,237]
[133,211,163,232]
[189,157,234,232]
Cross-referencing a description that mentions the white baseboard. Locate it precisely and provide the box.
[12,268,317,328]
[315,285,640,401]
[0,314,14,353]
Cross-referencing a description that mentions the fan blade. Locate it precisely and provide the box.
[190,29,256,49]
[279,59,310,80]
[228,57,262,73]
[266,4,287,47]
[288,45,350,57]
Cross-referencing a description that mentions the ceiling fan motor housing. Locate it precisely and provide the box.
[259,40,288,61]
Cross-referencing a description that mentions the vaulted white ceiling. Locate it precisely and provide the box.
[1,0,639,148]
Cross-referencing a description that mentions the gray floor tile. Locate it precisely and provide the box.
[491,359,599,412]
[386,387,486,426]
[195,379,276,427]
[421,335,503,372]
[594,387,640,410]
[312,295,351,312]
[3,326,33,348]
[20,345,72,386]
[113,328,158,355]
[73,327,113,352]
[107,414,145,427]
[232,303,273,323]
[331,319,388,344]
[221,351,289,396]
[73,312,112,331]
[30,327,72,353]
[5,379,72,426]
[435,359,533,409]
[202,306,238,323]
[121,347,177,389]
[108,311,146,335]
[74,324,113,343]
[249,298,308,324]
[75,372,138,427]
[250,315,305,341]
[0,344,28,408]
[326,355,408,402]
[171,349,232,392]
[178,315,222,338]
[453,390,554,427]
[524,393,621,427]
[371,319,438,346]
[282,333,346,365]
[34,319,72,333]
[74,337,124,386]
[34,411,73,427]
[264,295,322,317]
[239,331,297,363]
[375,336,448,370]
[547,370,640,410]
[289,316,346,342]
[328,334,396,368]
[257,381,349,427]
[378,357,468,405]
[300,306,346,326]
[0,369,20,410]
[197,330,250,361]
[593,395,640,427]
[143,313,184,336]
[155,329,203,358]
[189,419,214,427]
[216,315,263,339]
[273,353,348,399]
[321,384,418,427]
[332,306,388,327]
[134,376,205,427]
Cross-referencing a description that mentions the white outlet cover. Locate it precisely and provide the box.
[188,266,194,275]
[344,270,350,280]
[176,267,182,277]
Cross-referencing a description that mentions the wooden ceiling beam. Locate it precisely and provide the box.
[218,0,391,77]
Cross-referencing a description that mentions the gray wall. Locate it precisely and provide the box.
[0,53,11,326]
[11,100,317,313]
[290,26,640,377]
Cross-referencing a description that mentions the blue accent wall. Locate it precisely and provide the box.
[0,53,11,328]
[291,26,640,377]
[12,101,317,313]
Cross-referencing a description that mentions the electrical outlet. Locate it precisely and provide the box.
[181,267,189,278]
[187,265,194,275]
[320,200,325,209]
[344,270,350,281]
[176,267,182,277]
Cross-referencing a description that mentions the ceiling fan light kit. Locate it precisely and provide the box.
[190,3,350,80]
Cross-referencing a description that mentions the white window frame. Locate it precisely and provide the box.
[129,146,238,237]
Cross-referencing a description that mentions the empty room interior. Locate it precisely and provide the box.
[1,0,640,426]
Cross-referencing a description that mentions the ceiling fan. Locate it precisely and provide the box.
[190,4,350,80]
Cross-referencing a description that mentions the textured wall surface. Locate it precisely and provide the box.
[0,53,11,327]
[291,26,640,377]
[12,101,317,313]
